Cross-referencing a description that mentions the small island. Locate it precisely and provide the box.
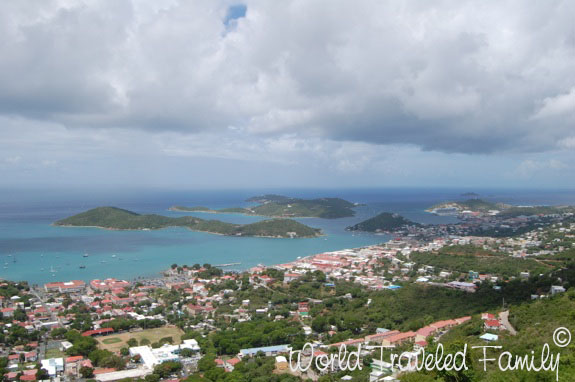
[54,207,322,238]
[346,212,420,233]
[170,195,358,219]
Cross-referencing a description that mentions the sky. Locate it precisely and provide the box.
[0,0,574,190]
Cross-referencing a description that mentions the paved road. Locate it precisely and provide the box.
[499,310,517,335]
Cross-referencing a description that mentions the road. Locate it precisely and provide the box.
[499,310,517,335]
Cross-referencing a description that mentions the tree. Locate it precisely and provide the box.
[180,348,193,358]
[127,338,138,347]
[80,366,94,378]
[36,368,50,380]
[311,316,328,333]
[140,338,151,346]
[145,374,160,382]
[153,361,182,378]
[120,347,129,356]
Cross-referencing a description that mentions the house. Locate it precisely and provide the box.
[239,345,290,358]
[41,358,64,377]
[415,326,436,342]
[44,280,86,293]
[1,307,14,317]
[381,331,416,347]
[81,328,114,337]
[551,286,566,295]
[484,320,501,331]
[283,273,301,284]
[365,330,400,344]
[479,333,498,342]
[481,313,495,321]
[24,351,37,362]
[275,356,288,371]
[224,357,240,372]
[446,281,477,293]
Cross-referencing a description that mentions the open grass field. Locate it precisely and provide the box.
[96,326,184,352]
[45,348,65,359]
[101,337,122,344]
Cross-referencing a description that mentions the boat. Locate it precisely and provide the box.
[111,254,117,258]
[79,265,86,269]
[214,262,241,267]
[83,253,89,257]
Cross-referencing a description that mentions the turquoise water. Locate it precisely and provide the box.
[1,188,573,285]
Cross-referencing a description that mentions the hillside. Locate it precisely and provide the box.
[497,205,575,218]
[411,245,552,277]
[346,212,420,232]
[427,198,509,214]
[54,207,321,238]
[170,195,358,219]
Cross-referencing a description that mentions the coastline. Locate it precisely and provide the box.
[168,207,333,219]
[52,223,323,239]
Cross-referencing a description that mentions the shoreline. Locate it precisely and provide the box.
[52,223,324,239]
[168,207,344,219]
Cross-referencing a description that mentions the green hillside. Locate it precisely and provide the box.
[346,212,420,232]
[170,195,358,219]
[411,245,552,277]
[54,207,321,238]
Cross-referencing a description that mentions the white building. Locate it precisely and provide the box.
[41,358,64,376]
[129,339,200,368]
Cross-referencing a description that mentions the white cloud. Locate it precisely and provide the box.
[0,0,573,155]
[532,88,575,120]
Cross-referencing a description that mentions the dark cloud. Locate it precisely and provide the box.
[0,0,574,154]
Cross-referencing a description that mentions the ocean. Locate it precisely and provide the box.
[1,188,573,285]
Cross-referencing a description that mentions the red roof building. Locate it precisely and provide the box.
[81,328,114,337]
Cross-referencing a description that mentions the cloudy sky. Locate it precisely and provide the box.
[1,0,574,189]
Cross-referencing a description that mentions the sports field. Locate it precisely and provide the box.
[96,326,184,352]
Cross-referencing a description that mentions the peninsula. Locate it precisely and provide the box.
[346,212,420,233]
[170,195,358,219]
[426,199,509,215]
[427,198,575,218]
[54,207,322,238]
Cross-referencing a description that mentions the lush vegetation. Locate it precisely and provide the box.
[54,207,321,238]
[346,212,420,232]
[171,195,358,219]
[411,245,552,277]
[497,205,574,218]
[404,290,575,381]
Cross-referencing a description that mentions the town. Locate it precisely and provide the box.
[1,209,575,382]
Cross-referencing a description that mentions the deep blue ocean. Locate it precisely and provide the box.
[1,188,573,285]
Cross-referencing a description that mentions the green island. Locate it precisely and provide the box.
[428,198,575,217]
[170,195,358,219]
[53,207,322,238]
[346,212,421,232]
